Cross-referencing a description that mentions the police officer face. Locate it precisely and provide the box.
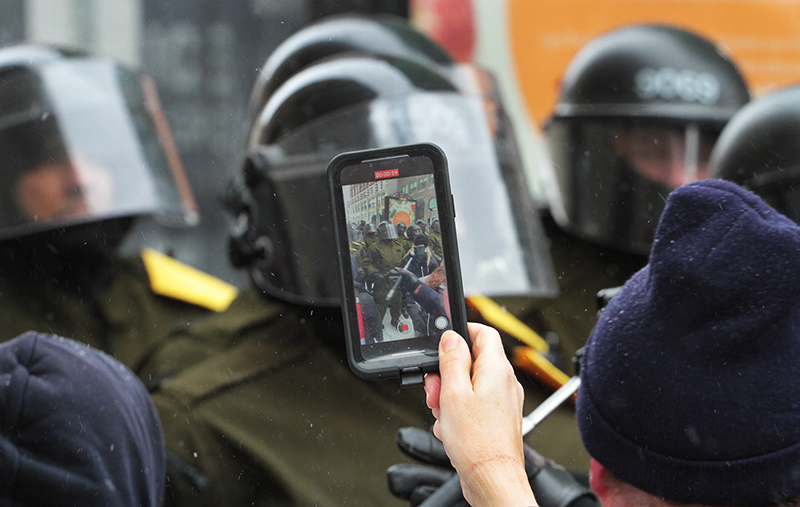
[13,156,113,222]
[614,123,717,189]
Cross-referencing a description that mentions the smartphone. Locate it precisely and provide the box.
[328,143,468,387]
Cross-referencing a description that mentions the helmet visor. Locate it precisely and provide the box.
[377,221,399,240]
[545,117,720,253]
[741,166,800,225]
[0,60,196,240]
[250,91,557,305]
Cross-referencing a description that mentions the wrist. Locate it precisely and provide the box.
[460,460,537,507]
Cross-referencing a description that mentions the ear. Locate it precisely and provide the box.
[589,459,613,502]
[589,459,670,507]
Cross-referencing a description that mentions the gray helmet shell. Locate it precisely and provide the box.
[709,84,800,224]
[553,24,749,123]
[544,24,750,254]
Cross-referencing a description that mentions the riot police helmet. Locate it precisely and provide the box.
[405,224,421,241]
[709,84,800,224]
[415,219,428,232]
[395,221,407,237]
[363,222,378,236]
[0,44,196,252]
[248,14,453,121]
[230,25,558,307]
[377,221,399,240]
[430,217,441,234]
[544,24,750,254]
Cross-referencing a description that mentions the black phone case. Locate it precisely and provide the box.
[327,143,468,386]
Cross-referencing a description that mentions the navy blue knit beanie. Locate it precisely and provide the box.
[0,332,165,507]
[577,179,800,506]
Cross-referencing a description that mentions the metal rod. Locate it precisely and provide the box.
[522,376,581,436]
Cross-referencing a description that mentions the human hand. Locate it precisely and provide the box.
[391,267,422,294]
[387,427,597,507]
[424,323,537,507]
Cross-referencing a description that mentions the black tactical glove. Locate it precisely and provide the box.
[387,427,598,507]
[387,427,467,507]
[390,267,423,295]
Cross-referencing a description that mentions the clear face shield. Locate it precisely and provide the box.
[544,117,720,254]
[0,60,196,241]
[612,122,713,188]
[247,90,558,306]
[377,221,399,240]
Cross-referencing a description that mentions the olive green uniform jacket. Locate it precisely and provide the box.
[0,249,227,373]
[398,236,414,254]
[142,287,434,507]
[361,239,406,280]
[427,232,443,260]
[362,239,407,320]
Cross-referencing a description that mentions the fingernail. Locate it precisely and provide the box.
[441,332,459,352]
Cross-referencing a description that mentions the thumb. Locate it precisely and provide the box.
[438,330,472,394]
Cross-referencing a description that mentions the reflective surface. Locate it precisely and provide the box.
[545,118,721,254]
[0,55,196,241]
[259,92,558,300]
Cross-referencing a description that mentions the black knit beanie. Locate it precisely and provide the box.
[0,332,165,507]
[577,179,800,506]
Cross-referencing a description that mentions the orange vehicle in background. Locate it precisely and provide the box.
[411,0,800,195]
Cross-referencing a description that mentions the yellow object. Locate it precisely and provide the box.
[466,295,550,353]
[467,295,572,393]
[512,346,572,395]
[141,248,238,312]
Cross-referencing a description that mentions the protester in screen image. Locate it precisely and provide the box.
[401,233,440,278]
[351,246,383,345]
[392,261,450,338]
[349,222,443,342]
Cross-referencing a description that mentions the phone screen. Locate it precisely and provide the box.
[340,154,452,361]
[329,143,467,382]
